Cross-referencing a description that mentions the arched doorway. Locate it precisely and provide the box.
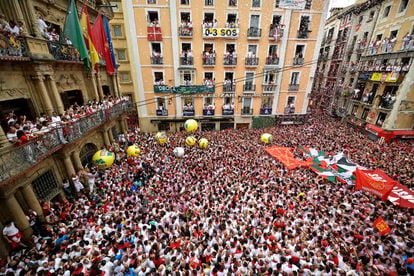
[102,85,111,96]
[79,143,98,168]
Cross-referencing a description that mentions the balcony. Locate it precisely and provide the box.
[178,26,193,37]
[266,56,279,65]
[222,107,234,115]
[260,108,272,115]
[223,55,237,66]
[245,57,259,67]
[269,25,284,40]
[183,108,195,116]
[180,56,194,66]
[203,108,215,116]
[297,29,309,39]
[0,34,30,60]
[223,83,236,92]
[241,107,253,115]
[147,26,162,41]
[48,41,81,61]
[263,84,277,92]
[293,57,304,65]
[0,100,133,183]
[243,83,256,92]
[202,54,216,66]
[150,56,163,65]
[247,27,262,39]
[289,84,299,91]
[156,109,168,116]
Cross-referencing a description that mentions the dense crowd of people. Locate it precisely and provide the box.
[1,112,413,275]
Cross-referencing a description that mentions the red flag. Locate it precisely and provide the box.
[354,168,395,201]
[91,15,114,74]
[387,182,414,208]
[373,217,391,236]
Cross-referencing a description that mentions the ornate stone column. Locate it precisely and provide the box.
[95,73,104,100]
[88,72,100,101]
[20,184,44,221]
[0,194,31,237]
[62,154,76,177]
[102,130,110,147]
[46,75,65,115]
[120,118,127,134]
[20,0,41,38]
[112,74,120,97]
[108,129,114,144]
[71,151,83,171]
[33,74,54,116]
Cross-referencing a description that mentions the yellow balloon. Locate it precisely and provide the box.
[155,132,168,146]
[199,138,208,149]
[92,149,115,169]
[126,145,141,157]
[185,136,196,147]
[260,133,273,144]
[184,119,198,132]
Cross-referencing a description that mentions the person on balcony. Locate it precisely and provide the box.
[6,125,17,142]
[38,15,50,39]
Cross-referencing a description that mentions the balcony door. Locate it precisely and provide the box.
[60,90,84,109]
[242,97,252,114]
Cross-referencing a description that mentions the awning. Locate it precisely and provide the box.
[391,130,414,138]
[365,124,384,136]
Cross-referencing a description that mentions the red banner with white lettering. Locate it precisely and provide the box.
[373,217,391,236]
[354,169,395,201]
[387,183,414,209]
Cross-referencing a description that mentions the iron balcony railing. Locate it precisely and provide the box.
[0,34,29,59]
[223,56,237,66]
[202,55,216,66]
[263,84,277,92]
[150,56,163,65]
[183,109,195,116]
[156,109,168,116]
[203,108,215,116]
[260,108,272,115]
[178,26,193,37]
[265,57,279,65]
[0,100,133,183]
[223,83,236,92]
[293,57,304,65]
[47,41,81,61]
[289,84,300,91]
[222,107,234,115]
[180,56,194,66]
[247,27,262,38]
[297,29,309,39]
[241,108,253,115]
[243,83,256,91]
[245,57,259,66]
[269,24,284,39]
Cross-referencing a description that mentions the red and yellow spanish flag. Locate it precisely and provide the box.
[80,5,100,70]
[373,217,391,236]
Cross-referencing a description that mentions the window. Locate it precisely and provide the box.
[156,98,166,110]
[32,170,59,200]
[204,72,214,80]
[147,11,159,25]
[361,108,369,120]
[227,14,237,25]
[204,13,214,24]
[180,70,195,85]
[368,10,375,21]
[151,43,162,55]
[298,16,310,38]
[245,72,255,89]
[154,72,164,84]
[398,0,409,13]
[383,6,391,18]
[286,96,295,114]
[290,72,299,84]
[264,70,276,84]
[376,112,387,126]
[304,0,312,9]
[119,72,131,83]
[147,0,157,3]
[112,25,123,37]
[205,0,214,5]
[248,45,257,55]
[275,0,280,8]
[116,49,127,61]
[180,0,190,5]
[229,0,237,6]
[252,0,260,7]
[376,34,382,41]
[390,30,398,39]
[250,15,260,28]
[272,15,282,26]
[268,45,278,56]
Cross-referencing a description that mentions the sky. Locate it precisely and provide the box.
[328,0,356,17]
